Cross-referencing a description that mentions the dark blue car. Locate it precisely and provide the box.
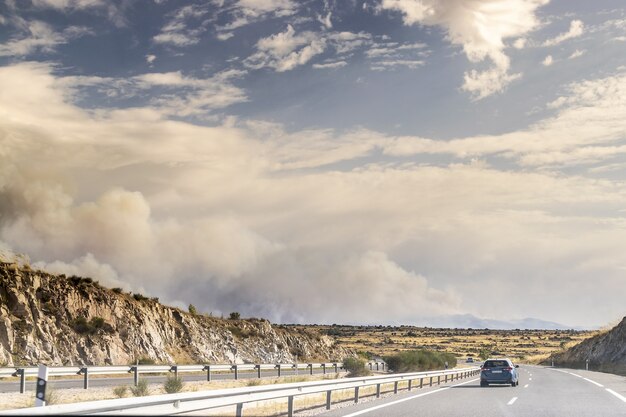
[480,358,519,387]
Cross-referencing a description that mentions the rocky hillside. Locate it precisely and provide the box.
[546,316,626,375]
[0,261,351,366]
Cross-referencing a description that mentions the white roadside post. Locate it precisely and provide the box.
[35,365,48,407]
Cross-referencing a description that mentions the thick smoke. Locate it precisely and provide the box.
[1,62,625,327]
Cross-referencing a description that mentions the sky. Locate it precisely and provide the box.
[0,0,625,329]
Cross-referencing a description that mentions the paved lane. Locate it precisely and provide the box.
[321,366,626,417]
[0,368,344,393]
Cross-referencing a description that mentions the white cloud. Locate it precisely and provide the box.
[543,19,584,46]
[513,37,527,49]
[313,60,347,69]
[384,72,626,167]
[1,62,626,326]
[31,0,104,9]
[145,54,156,64]
[153,4,208,47]
[0,19,91,56]
[214,0,297,39]
[378,0,548,99]
[568,49,585,59]
[245,25,326,71]
[542,55,553,66]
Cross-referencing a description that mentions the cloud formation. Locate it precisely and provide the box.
[1,62,626,327]
[543,19,584,46]
[378,0,548,98]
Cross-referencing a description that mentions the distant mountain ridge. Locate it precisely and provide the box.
[423,314,585,330]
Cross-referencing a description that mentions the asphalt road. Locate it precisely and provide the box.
[321,366,626,417]
[0,368,341,393]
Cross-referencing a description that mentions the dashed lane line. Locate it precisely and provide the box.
[606,389,626,403]
[507,397,518,405]
[339,379,479,417]
[524,384,529,388]
[583,378,604,387]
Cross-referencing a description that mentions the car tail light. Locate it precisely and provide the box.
[481,368,490,372]
[504,367,512,371]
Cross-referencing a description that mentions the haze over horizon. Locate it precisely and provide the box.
[1,0,625,329]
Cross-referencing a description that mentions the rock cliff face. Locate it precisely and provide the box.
[547,317,626,375]
[0,262,350,366]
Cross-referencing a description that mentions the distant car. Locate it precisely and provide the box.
[466,357,474,363]
[480,358,519,387]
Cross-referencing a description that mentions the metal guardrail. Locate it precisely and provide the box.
[0,362,385,393]
[0,367,480,416]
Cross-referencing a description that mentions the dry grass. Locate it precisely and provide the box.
[292,325,598,363]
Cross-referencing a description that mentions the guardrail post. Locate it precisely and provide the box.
[236,402,243,417]
[170,365,178,379]
[334,363,338,373]
[394,381,398,394]
[276,364,281,377]
[376,383,381,398]
[287,395,294,417]
[420,377,423,389]
[408,379,412,391]
[131,366,139,386]
[322,363,326,375]
[369,363,372,370]
[233,365,239,380]
[17,369,26,394]
[80,367,89,389]
[429,376,433,386]
[437,375,441,385]
[354,386,360,403]
[381,363,385,371]
[444,374,448,383]
[204,365,211,381]
[376,362,379,371]
[256,364,261,379]
[326,390,332,410]
[308,364,313,375]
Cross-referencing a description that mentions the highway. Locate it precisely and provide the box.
[321,366,626,417]
[0,368,340,393]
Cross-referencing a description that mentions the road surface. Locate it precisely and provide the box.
[321,366,626,417]
[0,368,342,393]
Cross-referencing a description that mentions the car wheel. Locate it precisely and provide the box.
[511,381,516,387]
[480,381,488,387]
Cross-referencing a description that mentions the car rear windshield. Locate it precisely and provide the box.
[484,360,509,367]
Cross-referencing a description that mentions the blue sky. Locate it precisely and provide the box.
[1,0,625,328]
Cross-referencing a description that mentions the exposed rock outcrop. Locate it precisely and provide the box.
[546,317,626,375]
[0,262,351,366]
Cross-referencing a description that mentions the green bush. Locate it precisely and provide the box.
[133,293,148,301]
[113,385,128,398]
[136,357,156,365]
[188,304,197,315]
[130,378,149,397]
[163,375,185,393]
[71,316,109,335]
[229,312,241,320]
[384,350,457,373]
[343,357,371,377]
[112,287,123,294]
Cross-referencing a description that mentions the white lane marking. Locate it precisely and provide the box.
[528,378,532,381]
[339,378,479,417]
[569,373,583,378]
[606,389,626,403]
[507,397,518,405]
[583,378,604,387]
[524,384,529,388]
